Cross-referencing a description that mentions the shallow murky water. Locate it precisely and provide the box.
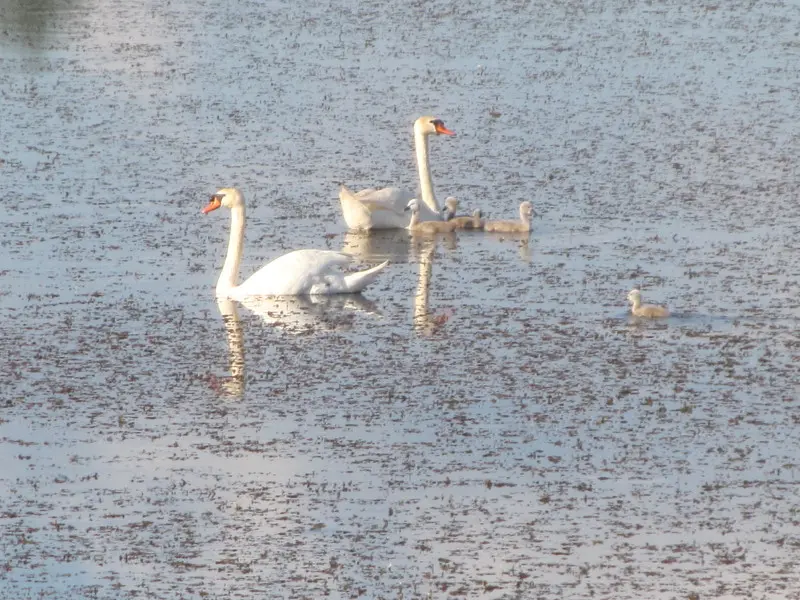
[1,0,799,598]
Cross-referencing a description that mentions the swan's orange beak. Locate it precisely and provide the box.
[202,195,222,214]
[434,121,456,136]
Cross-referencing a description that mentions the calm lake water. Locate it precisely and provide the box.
[1,0,798,598]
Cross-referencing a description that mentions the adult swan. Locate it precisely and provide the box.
[339,116,456,230]
[202,188,388,297]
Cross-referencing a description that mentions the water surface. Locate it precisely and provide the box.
[1,0,799,598]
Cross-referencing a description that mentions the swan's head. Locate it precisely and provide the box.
[405,198,420,213]
[520,201,536,219]
[627,289,642,304]
[414,116,456,137]
[202,187,243,214]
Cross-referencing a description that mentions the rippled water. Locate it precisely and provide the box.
[1,0,799,598]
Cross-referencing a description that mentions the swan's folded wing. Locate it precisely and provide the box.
[350,187,413,214]
[282,250,352,274]
[339,185,413,229]
[237,250,353,296]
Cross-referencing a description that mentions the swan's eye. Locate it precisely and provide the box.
[431,119,442,126]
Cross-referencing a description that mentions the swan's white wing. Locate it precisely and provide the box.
[352,188,378,197]
[236,250,353,296]
[340,185,412,230]
[352,187,413,213]
[339,185,441,229]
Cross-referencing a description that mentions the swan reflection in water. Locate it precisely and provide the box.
[213,294,382,399]
[411,238,440,336]
[238,293,381,334]
[342,228,457,264]
[341,228,416,264]
[214,299,246,398]
[342,230,453,336]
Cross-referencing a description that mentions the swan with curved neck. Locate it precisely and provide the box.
[483,201,536,233]
[202,188,388,297]
[339,116,456,230]
[627,289,669,318]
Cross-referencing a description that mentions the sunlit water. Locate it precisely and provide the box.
[1,0,798,598]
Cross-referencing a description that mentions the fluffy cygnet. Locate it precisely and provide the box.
[483,201,535,233]
[442,197,484,230]
[406,198,457,233]
[627,289,670,318]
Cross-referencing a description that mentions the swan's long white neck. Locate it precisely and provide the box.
[414,127,438,213]
[217,202,245,296]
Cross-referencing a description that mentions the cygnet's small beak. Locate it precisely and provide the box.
[434,121,456,136]
[202,195,223,214]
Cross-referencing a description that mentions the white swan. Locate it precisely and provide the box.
[339,116,456,230]
[627,289,670,318]
[202,188,388,297]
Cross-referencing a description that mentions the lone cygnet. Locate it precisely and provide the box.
[483,201,535,233]
[406,198,457,233]
[627,289,669,318]
[442,197,484,230]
